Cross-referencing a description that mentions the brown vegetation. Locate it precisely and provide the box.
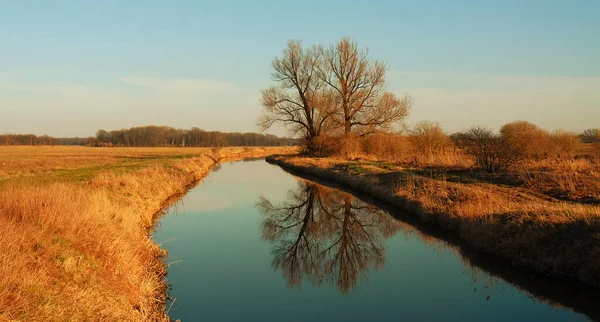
[318,38,411,135]
[290,118,599,204]
[258,38,411,154]
[267,154,600,289]
[500,121,551,161]
[258,40,335,154]
[581,129,600,144]
[0,146,297,321]
[267,166,600,320]
[259,108,599,292]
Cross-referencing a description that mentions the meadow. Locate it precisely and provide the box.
[0,146,296,321]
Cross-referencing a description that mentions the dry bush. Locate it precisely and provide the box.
[457,126,513,172]
[361,132,471,167]
[500,121,551,162]
[493,127,599,202]
[327,134,364,160]
[312,119,594,173]
[303,135,343,157]
[456,122,580,173]
[406,121,459,166]
[363,133,409,162]
[549,130,581,159]
[581,129,600,144]
[408,121,451,158]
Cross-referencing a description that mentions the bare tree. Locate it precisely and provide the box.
[581,128,600,144]
[257,179,398,294]
[459,126,514,172]
[258,40,336,153]
[318,38,411,135]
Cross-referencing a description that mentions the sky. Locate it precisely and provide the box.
[0,0,599,137]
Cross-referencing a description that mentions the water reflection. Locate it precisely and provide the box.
[257,179,399,294]
[156,160,599,321]
[257,178,600,320]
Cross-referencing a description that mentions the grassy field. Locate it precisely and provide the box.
[0,146,268,184]
[267,154,600,288]
[0,146,296,321]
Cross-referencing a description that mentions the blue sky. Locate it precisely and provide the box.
[1,0,598,136]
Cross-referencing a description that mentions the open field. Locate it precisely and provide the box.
[0,146,282,184]
[267,154,600,288]
[0,146,297,321]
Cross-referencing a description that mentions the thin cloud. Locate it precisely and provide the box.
[389,71,600,92]
[0,82,92,95]
[388,71,600,132]
[0,76,257,136]
[120,76,235,94]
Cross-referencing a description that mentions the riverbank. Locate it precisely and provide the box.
[0,146,296,321]
[266,155,600,288]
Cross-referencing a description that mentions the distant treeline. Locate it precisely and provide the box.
[91,126,297,147]
[0,126,298,147]
[0,134,88,146]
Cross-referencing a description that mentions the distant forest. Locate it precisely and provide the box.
[0,126,298,147]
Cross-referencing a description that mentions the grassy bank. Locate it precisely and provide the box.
[0,146,296,321]
[267,155,600,288]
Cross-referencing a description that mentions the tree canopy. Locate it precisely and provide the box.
[258,38,412,154]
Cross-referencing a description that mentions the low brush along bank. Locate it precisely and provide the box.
[267,155,600,289]
[0,146,297,321]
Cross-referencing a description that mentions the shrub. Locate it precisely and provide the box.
[581,129,600,144]
[500,121,551,162]
[459,126,513,172]
[408,121,452,162]
[549,130,580,159]
[500,121,548,160]
[363,133,409,162]
[333,134,364,160]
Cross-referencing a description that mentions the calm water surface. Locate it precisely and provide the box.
[153,160,594,321]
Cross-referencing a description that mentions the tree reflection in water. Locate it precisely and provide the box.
[256,180,600,319]
[257,179,400,294]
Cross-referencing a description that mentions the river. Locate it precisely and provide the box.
[153,159,598,321]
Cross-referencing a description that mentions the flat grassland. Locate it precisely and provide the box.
[0,146,296,322]
[0,146,246,184]
[268,154,600,289]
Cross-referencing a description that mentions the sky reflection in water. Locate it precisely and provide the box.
[153,160,592,322]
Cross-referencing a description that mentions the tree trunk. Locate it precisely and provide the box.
[344,116,352,134]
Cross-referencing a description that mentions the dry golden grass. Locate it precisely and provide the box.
[0,146,297,321]
[0,146,267,183]
[324,136,600,204]
[518,158,600,203]
[322,132,599,202]
[268,155,600,288]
